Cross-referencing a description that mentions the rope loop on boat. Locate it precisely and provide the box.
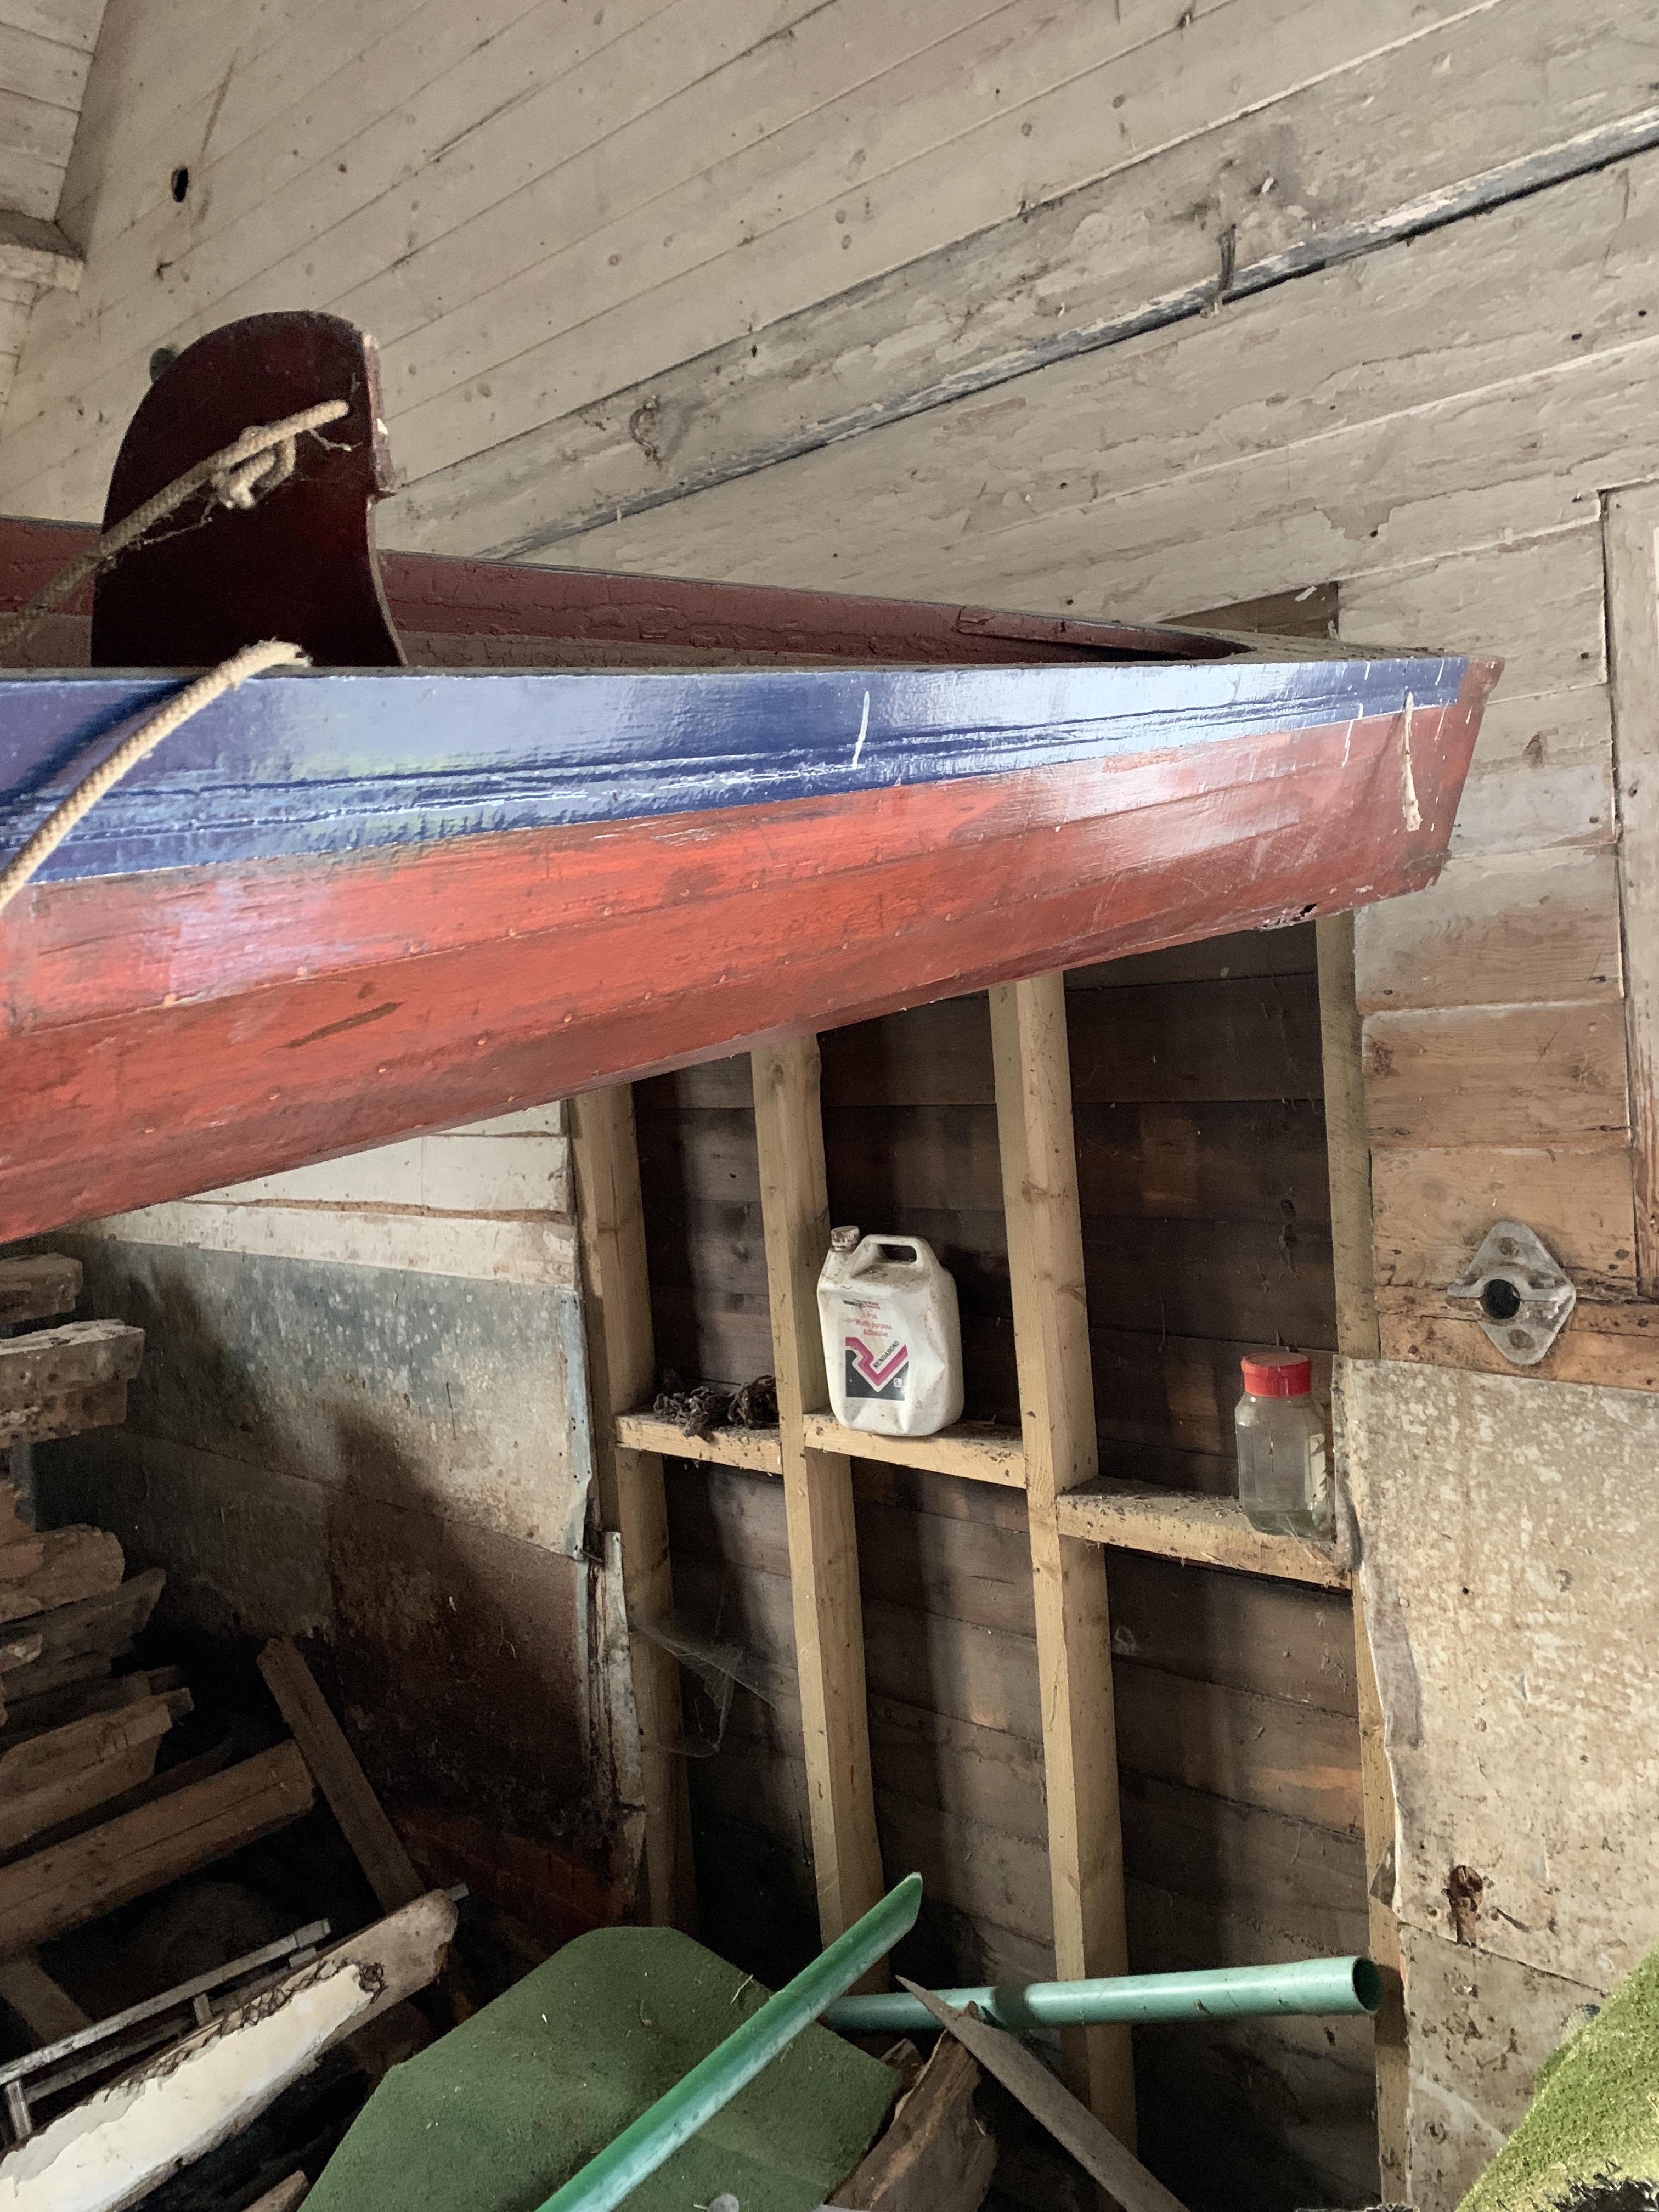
[0,398,349,658]
[0,639,305,914]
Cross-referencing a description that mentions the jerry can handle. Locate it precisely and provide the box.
[873,1239,925,1266]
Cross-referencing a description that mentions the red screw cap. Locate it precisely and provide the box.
[1240,1349,1313,1398]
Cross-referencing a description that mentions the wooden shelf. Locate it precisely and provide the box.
[617,1408,1345,1587]
[614,1409,784,1475]
[1056,1480,1349,1589]
[799,1412,1026,1487]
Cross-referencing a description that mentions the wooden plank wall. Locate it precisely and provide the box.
[4,1,1652,1406]
[15,8,1659,2201]
[0,0,1600,521]
[636,927,1375,2209]
[0,1,99,413]
[0,1,101,223]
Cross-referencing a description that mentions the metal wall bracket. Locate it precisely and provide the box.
[1447,1220,1576,1366]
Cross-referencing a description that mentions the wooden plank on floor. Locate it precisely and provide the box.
[989,972,1133,2142]
[1,1892,455,2210]
[571,1084,696,1931]
[905,1979,1188,2212]
[257,1637,422,1914]
[0,1742,314,1957]
[0,1952,89,2042]
[752,1036,884,1949]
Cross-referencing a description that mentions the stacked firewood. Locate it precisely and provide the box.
[0,1254,465,2209]
[0,1253,316,1970]
[0,1251,176,1858]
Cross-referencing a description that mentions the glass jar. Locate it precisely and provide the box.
[1234,1349,1330,1538]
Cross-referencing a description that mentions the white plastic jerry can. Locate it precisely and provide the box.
[817,1226,965,1437]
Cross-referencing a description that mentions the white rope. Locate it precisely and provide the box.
[0,398,349,659]
[0,639,306,914]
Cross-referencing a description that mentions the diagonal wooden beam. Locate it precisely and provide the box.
[900,1978,1188,2212]
[257,1637,422,1914]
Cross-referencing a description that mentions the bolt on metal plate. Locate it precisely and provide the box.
[1446,1219,1576,1366]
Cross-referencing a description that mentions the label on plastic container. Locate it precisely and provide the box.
[839,1296,909,1402]
[818,1229,963,1435]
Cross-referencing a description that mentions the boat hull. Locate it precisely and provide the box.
[0,662,1494,1242]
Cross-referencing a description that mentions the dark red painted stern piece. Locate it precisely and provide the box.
[91,312,403,669]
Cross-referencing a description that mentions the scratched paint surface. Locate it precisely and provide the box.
[0,657,1468,882]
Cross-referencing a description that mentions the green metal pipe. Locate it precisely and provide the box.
[824,1953,1381,2036]
[534,1873,923,2212]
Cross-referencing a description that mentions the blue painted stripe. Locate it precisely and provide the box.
[0,658,1464,883]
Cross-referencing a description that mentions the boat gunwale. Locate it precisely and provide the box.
[0,651,1484,888]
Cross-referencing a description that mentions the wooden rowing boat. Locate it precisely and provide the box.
[0,314,1500,1245]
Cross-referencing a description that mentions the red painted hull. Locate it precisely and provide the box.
[0,678,1489,1243]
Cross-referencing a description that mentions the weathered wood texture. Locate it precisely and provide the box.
[379,3,1659,559]
[0,3,94,420]
[0,1319,142,1447]
[35,1121,602,1905]
[1606,483,1659,1297]
[836,2031,996,2212]
[0,1740,314,1957]
[0,1685,188,1851]
[0,1252,79,1324]
[989,973,1132,2139]
[0,1523,122,1622]
[0,1562,162,1686]
[1343,1359,1659,2201]
[0,1952,88,2042]
[556,160,1642,1406]
[0,0,101,222]
[0,7,1652,1418]
[256,1635,423,1913]
[636,929,1372,2200]
[0,1890,455,2212]
[906,1979,1188,2212]
[0,0,1533,523]
[20,14,1656,2208]
[76,1102,578,1293]
[1318,910,1408,2192]
[571,1087,696,1931]
[752,1037,884,1949]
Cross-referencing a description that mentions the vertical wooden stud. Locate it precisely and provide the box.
[989,974,1136,2145]
[1316,911,1407,2190]
[1316,913,1381,1365]
[1605,486,1659,1295]
[571,1086,696,1931]
[752,1036,885,1946]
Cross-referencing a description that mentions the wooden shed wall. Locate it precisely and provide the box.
[10,7,1659,2203]
[637,922,1374,2207]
